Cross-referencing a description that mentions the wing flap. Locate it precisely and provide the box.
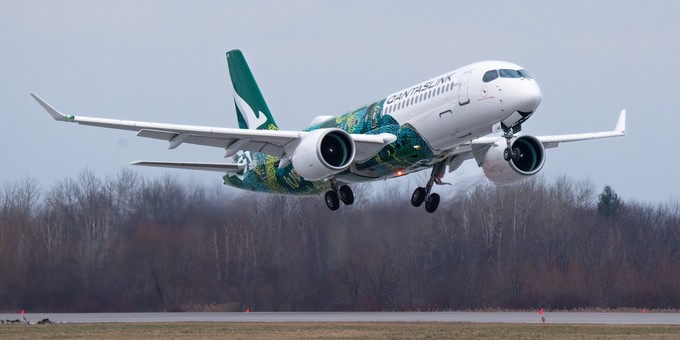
[131,161,245,173]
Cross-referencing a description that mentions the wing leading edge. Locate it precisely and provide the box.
[468,109,626,149]
[536,109,626,149]
[444,109,626,172]
[31,93,395,164]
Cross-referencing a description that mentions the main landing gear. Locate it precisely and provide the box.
[324,178,354,211]
[502,123,522,162]
[411,161,449,213]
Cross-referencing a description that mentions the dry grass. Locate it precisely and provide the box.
[2,322,680,339]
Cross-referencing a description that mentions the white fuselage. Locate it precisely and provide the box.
[383,61,542,154]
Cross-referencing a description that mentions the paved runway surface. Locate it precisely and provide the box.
[2,312,680,324]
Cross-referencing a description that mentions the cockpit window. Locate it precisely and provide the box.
[483,70,498,82]
[499,69,522,78]
[518,69,533,79]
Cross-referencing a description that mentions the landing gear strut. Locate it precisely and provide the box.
[502,123,522,162]
[411,161,448,213]
[324,178,354,211]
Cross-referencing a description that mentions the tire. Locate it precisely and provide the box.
[324,191,340,211]
[339,185,354,205]
[425,193,440,213]
[503,148,512,161]
[511,147,521,162]
[411,187,426,207]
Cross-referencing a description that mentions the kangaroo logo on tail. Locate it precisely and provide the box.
[227,49,279,131]
[234,92,268,129]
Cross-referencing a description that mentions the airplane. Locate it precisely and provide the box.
[31,49,625,213]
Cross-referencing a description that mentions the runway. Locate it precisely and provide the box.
[2,312,679,324]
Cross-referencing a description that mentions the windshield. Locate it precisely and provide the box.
[484,69,533,82]
[518,69,533,79]
[483,70,499,83]
[499,69,522,78]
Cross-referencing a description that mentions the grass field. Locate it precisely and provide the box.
[2,322,680,339]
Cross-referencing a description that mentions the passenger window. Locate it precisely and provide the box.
[483,70,499,82]
[499,69,522,78]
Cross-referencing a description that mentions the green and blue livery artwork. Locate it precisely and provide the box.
[223,98,435,195]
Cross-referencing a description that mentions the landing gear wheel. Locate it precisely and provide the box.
[411,187,427,207]
[511,148,521,162]
[324,191,340,211]
[503,147,521,162]
[425,193,440,213]
[339,185,354,205]
[504,148,512,161]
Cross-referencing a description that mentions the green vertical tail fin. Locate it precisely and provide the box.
[227,50,279,130]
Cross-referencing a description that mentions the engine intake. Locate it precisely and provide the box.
[291,129,355,181]
[481,135,545,185]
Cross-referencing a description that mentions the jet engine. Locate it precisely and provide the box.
[481,135,545,185]
[291,129,356,181]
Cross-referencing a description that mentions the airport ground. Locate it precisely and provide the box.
[3,322,680,339]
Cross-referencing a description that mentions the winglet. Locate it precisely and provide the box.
[615,109,626,134]
[30,93,75,122]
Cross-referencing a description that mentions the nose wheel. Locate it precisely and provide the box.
[324,178,354,210]
[503,147,521,162]
[502,123,522,162]
[411,161,447,213]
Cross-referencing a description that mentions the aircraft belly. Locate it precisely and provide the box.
[353,124,434,179]
[223,152,329,195]
[407,98,504,151]
[406,106,473,151]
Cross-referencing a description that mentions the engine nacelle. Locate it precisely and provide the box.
[481,135,545,185]
[291,129,356,181]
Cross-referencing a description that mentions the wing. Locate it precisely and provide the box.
[536,109,626,149]
[443,109,626,172]
[31,93,395,162]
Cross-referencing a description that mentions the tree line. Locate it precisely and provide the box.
[1,169,679,312]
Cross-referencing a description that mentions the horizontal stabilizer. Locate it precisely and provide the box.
[131,161,245,173]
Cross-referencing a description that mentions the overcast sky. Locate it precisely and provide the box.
[2,1,677,203]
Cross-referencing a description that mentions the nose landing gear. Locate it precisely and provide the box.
[502,123,522,162]
[411,161,448,213]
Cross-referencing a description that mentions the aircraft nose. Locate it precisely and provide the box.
[518,82,542,113]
